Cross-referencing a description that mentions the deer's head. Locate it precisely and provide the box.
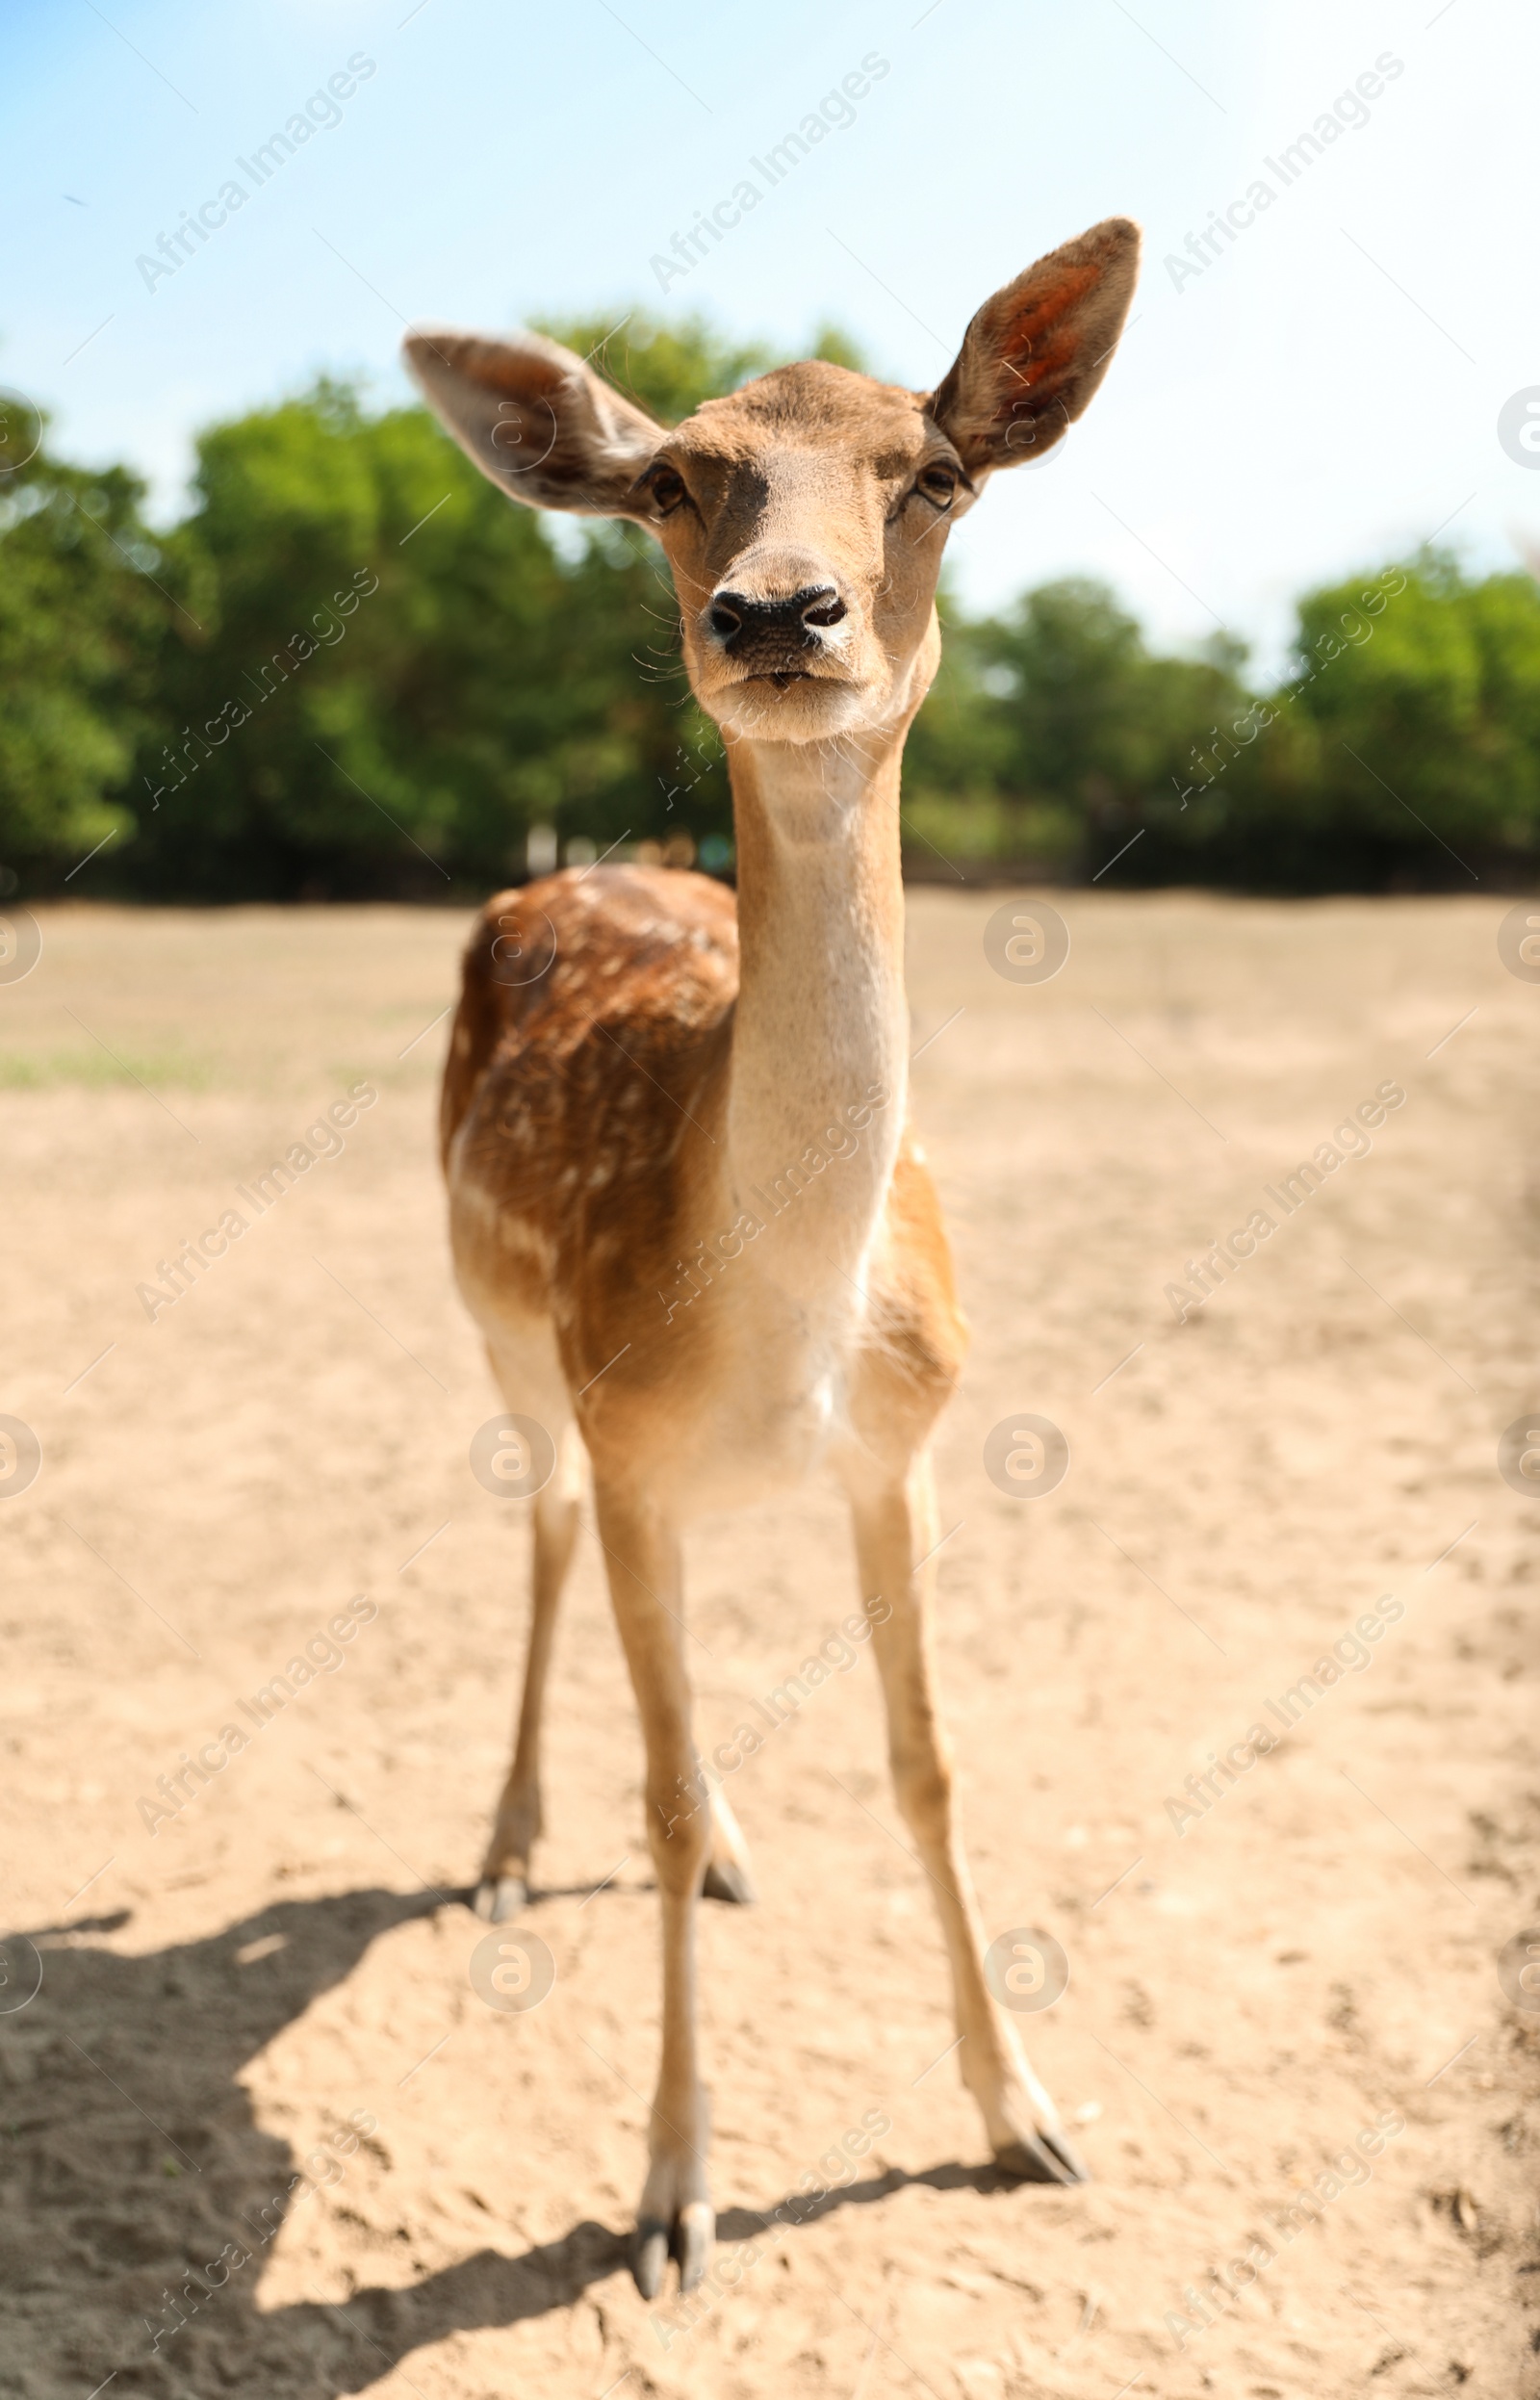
[406,219,1139,749]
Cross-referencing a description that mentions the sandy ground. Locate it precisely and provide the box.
[2,890,1538,2400]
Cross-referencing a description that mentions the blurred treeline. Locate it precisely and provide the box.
[5,312,1539,899]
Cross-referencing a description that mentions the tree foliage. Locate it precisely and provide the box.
[906,555,1540,888]
[0,437,167,877]
[3,313,1538,898]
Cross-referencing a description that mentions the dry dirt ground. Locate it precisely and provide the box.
[2,891,1538,2400]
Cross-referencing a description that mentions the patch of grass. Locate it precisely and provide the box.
[0,1047,213,1092]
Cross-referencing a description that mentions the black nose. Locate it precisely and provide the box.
[707,585,848,651]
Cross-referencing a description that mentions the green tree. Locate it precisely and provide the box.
[537,311,865,425]
[11,306,1539,901]
[1283,554,1540,875]
[135,382,589,895]
[537,313,777,426]
[1146,554,1540,890]
[906,578,1256,874]
[116,316,855,896]
[0,437,170,880]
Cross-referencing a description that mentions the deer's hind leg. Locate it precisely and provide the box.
[475,1332,584,1923]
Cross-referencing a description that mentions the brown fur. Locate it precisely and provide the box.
[444,863,964,1457]
[444,866,733,1385]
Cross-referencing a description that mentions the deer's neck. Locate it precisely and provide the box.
[722,731,909,1291]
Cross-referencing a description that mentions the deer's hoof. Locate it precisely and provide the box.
[472,1874,527,1923]
[993,2124,1090,2185]
[630,2200,714,2298]
[702,1856,757,1905]
[631,2218,670,2301]
[674,2200,714,2292]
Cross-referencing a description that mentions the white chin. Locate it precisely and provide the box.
[707,679,874,745]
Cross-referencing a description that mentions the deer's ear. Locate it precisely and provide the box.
[928,218,1141,474]
[403,328,664,520]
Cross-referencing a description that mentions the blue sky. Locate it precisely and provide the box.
[4,0,1534,673]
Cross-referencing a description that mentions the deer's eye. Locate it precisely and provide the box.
[914,463,959,509]
[645,466,688,516]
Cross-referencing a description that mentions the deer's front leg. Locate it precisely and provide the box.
[592,1481,715,2296]
[849,1453,1088,2185]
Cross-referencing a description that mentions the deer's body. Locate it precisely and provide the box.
[444,857,960,1517]
[406,217,1140,2294]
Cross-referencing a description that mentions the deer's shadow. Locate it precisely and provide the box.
[0,1887,1018,2396]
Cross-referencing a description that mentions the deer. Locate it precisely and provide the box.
[403,215,1140,2300]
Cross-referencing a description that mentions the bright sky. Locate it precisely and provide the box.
[4,0,1534,676]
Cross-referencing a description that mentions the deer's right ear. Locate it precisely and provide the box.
[403,328,665,522]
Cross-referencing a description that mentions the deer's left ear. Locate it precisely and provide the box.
[928,217,1141,474]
